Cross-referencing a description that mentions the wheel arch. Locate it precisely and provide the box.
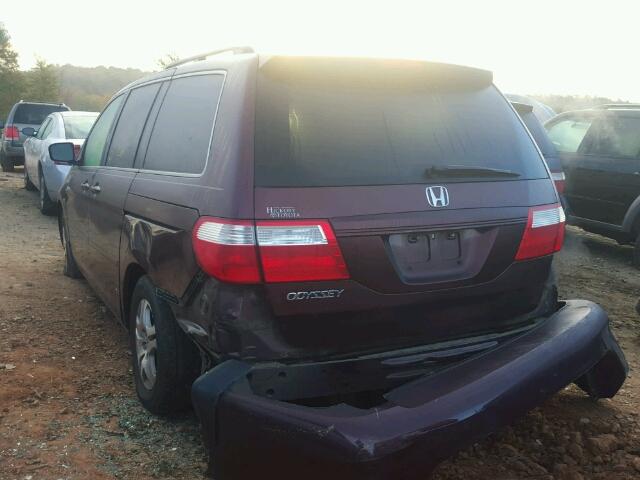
[122,263,147,329]
[621,196,640,235]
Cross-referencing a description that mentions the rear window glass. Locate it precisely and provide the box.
[63,115,97,139]
[582,116,640,158]
[519,110,557,157]
[14,104,68,125]
[143,74,224,174]
[255,74,548,187]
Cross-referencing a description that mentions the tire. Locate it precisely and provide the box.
[24,164,36,190]
[61,213,82,279]
[38,171,56,215]
[634,231,640,268]
[129,275,201,415]
[0,150,14,172]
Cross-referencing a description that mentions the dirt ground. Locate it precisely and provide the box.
[0,170,639,480]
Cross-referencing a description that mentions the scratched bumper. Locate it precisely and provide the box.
[192,300,627,480]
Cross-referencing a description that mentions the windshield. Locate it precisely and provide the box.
[255,73,548,187]
[14,104,68,125]
[64,115,98,139]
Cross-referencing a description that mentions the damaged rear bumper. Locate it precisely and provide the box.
[192,300,627,480]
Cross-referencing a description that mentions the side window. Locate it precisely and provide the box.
[105,83,161,168]
[41,118,56,139]
[83,96,124,167]
[546,117,592,153]
[36,118,52,139]
[582,117,640,158]
[143,74,224,174]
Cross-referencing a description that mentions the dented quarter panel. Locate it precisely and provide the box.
[121,193,200,304]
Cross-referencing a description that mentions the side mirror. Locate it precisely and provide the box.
[49,142,77,165]
[22,127,36,137]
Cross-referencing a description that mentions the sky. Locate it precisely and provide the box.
[3,0,639,100]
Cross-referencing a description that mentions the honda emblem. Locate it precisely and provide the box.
[425,186,449,207]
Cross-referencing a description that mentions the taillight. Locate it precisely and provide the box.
[5,125,19,140]
[256,220,349,283]
[191,218,349,284]
[192,218,261,284]
[551,171,566,194]
[73,144,81,160]
[515,204,566,261]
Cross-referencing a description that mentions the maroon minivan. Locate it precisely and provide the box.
[51,48,627,479]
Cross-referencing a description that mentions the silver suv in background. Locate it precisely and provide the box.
[0,101,70,172]
[23,111,98,214]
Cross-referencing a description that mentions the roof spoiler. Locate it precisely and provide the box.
[511,101,534,114]
[260,56,493,91]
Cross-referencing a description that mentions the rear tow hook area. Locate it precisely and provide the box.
[191,300,627,480]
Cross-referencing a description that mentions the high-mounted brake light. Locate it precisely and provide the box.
[192,218,349,284]
[515,204,565,261]
[256,220,349,283]
[4,125,19,140]
[551,171,566,194]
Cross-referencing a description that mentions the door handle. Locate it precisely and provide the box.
[89,184,101,194]
[81,181,90,191]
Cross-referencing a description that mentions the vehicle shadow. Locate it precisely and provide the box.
[565,228,635,267]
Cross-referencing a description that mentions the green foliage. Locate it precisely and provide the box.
[23,58,61,103]
[57,64,148,111]
[0,23,23,121]
[0,21,150,120]
[530,95,631,114]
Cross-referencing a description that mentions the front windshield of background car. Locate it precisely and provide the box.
[14,104,68,125]
[64,115,98,139]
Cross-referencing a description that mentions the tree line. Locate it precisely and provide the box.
[0,22,632,123]
[0,23,148,120]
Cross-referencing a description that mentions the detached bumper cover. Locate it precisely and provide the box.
[192,300,627,480]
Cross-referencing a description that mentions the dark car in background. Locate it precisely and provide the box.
[506,93,556,123]
[511,101,566,198]
[0,101,70,172]
[50,50,626,480]
[545,105,640,264]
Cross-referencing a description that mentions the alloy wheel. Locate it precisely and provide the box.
[135,299,158,390]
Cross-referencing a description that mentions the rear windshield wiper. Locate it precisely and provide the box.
[424,165,521,179]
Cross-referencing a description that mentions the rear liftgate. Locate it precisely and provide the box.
[192,300,627,480]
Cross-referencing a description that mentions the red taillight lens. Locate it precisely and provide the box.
[192,218,261,284]
[551,171,566,194]
[256,220,349,283]
[5,125,19,140]
[191,217,349,284]
[73,144,81,160]
[515,204,566,261]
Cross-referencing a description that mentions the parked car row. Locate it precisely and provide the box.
[1,101,98,214]
[40,49,626,480]
[1,101,71,172]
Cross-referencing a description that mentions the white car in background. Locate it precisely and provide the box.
[23,111,98,215]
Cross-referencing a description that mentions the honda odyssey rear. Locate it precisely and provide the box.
[55,49,626,480]
[192,56,565,361]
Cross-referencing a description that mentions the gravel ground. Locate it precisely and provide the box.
[0,170,638,479]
